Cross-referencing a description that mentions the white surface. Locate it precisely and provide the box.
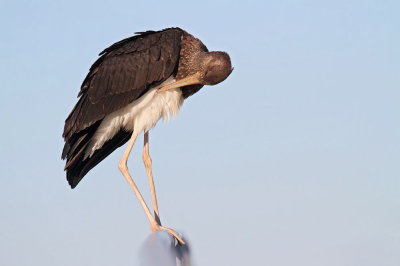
[139,231,192,266]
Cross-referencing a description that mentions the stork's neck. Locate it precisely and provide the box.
[176,32,208,80]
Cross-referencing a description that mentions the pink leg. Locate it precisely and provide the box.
[118,131,185,245]
[143,132,161,225]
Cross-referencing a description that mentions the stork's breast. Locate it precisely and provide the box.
[84,76,184,158]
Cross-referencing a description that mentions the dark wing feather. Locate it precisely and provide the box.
[65,128,132,188]
[62,28,184,188]
[63,28,184,139]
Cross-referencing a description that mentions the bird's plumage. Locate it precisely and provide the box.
[63,28,184,140]
[62,28,186,188]
[62,27,232,189]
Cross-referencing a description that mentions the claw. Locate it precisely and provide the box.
[150,223,185,245]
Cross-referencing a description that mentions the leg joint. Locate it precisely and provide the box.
[118,160,128,172]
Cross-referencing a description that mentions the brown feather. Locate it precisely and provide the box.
[62,28,184,188]
[63,28,184,140]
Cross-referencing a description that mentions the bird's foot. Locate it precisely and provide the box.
[150,223,185,245]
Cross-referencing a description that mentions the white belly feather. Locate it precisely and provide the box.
[85,76,183,158]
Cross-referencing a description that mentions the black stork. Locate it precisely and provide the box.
[62,27,232,244]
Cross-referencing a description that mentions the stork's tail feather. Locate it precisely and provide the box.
[62,123,131,188]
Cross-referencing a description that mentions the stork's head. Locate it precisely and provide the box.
[157,51,232,93]
[199,51,233,85]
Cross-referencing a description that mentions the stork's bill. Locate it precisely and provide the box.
[157,72,202,93]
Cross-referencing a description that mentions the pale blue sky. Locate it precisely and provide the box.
[1,1,399,265]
